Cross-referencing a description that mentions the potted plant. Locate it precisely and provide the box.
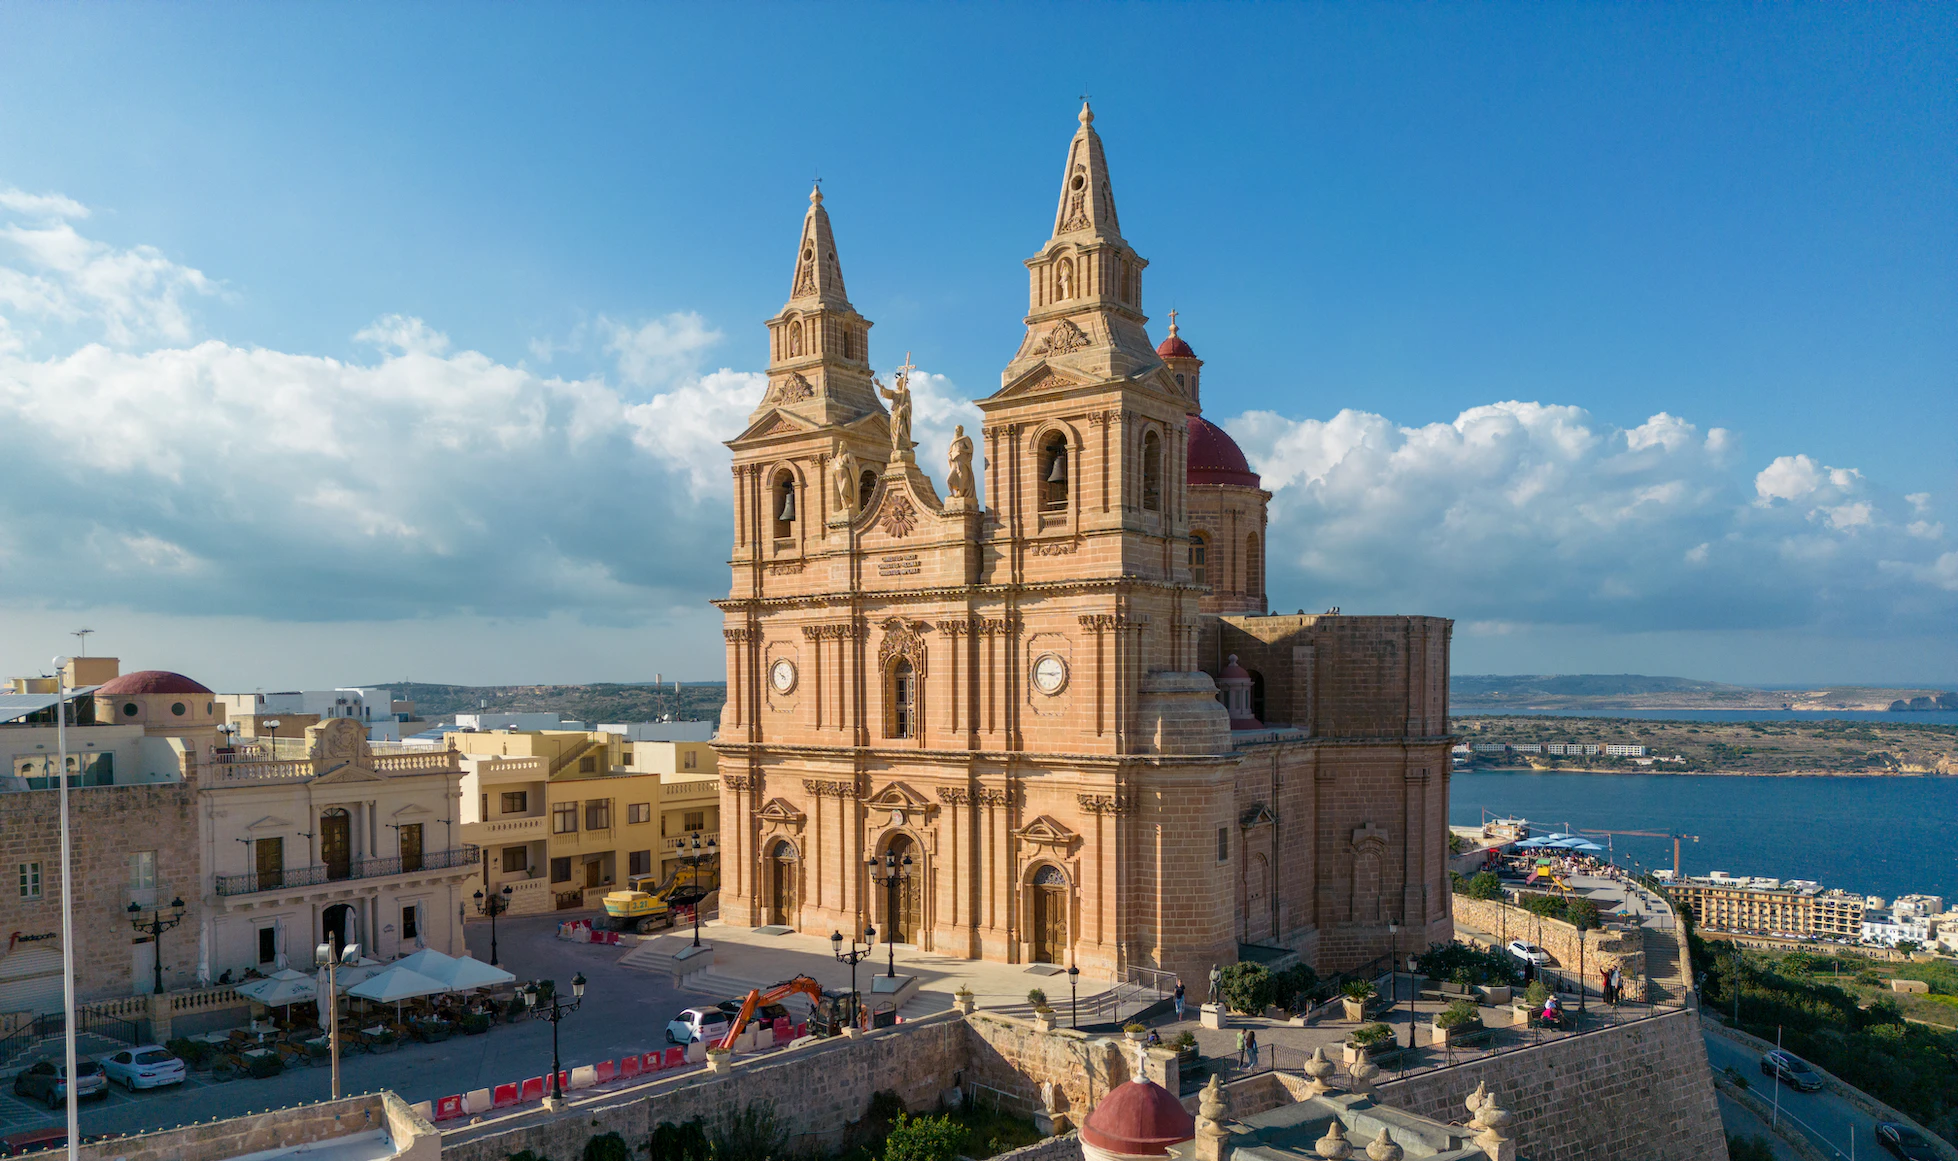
[953,986,976,1015]
[505,995,529,1024]
[461,1012,492,1036]
[246,1052,284,1079]
[1170,1031,1199,1066]
[370,1027,398,1052]
[1122,1022,1148,1042]
[1514,980,1550,1027]
[1340,980,1376,1022]
[1026,987,1049,1009]
[1343,1022,1394,1065]
[705,1044,732,1075]
[1432,999,1480,1047]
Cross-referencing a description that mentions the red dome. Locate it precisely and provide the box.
[1187,415,1260,488]
[1081,1078,1196,1157]
[95,670,213,696]
[1156,333,1196,359]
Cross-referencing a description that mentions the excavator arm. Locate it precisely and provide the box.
[716,975,824,1051]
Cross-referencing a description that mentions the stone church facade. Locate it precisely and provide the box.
[713,105,1453,984]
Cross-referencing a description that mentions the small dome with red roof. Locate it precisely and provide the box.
[95,670,213,696]
[1081,1072,1197,1160]
[1187,415,1260,489]
[1156,310,1197,360]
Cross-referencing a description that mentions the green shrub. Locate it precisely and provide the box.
[1565,898,1601,930]
[245,1052,284,1079]
[710,1103,787,1161]
[646,1118,709,1161]
[1218,963,1275,1013]
[462,1013,492,1035]
[1170,1031,1198,1051]
[1025,988,1048,1008]
[1274,964,1321,1012]
[1519,893,1567,920]
[581,1133,631,1161]
[886,1113,965,1161]
[1122,1022,1146,1034]
[1348,1022,1394,1047]
[1436,1000,1480,1030]
[165,1037,211,1068]
[1414,942,1521,987]
[1523,980,1551,1007]
[1459,871,1504,901]
[1341,980,1376,1001]
[1727,1133,1775,1161]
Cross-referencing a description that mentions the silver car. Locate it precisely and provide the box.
[99,1045,186,1090]
[11,1060,108,1109]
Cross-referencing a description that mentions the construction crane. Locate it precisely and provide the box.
[716,975,825,1051]
[1583,829,1701,878]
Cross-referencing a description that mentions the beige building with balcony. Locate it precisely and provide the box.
[457,731,717,916]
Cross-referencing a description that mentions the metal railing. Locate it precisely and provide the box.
[214,845,480,896]
[0,1009,142,1069]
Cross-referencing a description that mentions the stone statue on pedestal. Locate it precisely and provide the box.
[946,425,974,499]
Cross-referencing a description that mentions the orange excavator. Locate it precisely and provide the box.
[716,975,824,1051]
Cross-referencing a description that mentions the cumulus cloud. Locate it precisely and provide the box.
[1229,401,1953,635]
[0,183,1950,652]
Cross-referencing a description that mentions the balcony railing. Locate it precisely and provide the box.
[214,845,480,897]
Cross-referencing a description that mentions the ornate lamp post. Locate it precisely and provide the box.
[681,833,717,949]
[525,971,586,1110]
[126,897,187,996]
[831,927,874,1033]
[864,849,913,978]
[1388,918,1411,1049]
[1067,964,1080,1029]
[315,940,360,1099]
[473,884,514,966]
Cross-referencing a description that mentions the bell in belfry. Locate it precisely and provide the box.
[1047,451,1068,483]
[778,486,796,522]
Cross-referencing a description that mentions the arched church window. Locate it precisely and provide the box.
[1245,532,1262,597]
[1141,430,1163,512]
[859,468,878,511]
[772,470,796,539]
[1032,864,1067,887]
[1040,433,1069,513]
[888,659,916,739]
[1190,533,1208,587]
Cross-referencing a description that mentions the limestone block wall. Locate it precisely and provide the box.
[0,780,204,1009]
[77,1091,437,1161]
[1375,1007,1724,1161]
[1450,894,1645,986]
[962,1012,1131,1123]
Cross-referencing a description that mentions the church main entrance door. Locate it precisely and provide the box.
[884,836,918,943]
[769,841,798,926]
[1030,865,1067,964]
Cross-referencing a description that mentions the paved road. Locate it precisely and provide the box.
[1702,1028,1876,1161]
[0,915,727,1141]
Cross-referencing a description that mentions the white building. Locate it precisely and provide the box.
[216,687,424,741]
[1859,911,1932,948]
[454,712,586,733]
[1605,744,1649,757]
[599,720,717,742]
[1891,894,1945,919]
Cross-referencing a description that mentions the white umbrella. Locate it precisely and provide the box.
[390,948,458,980]
[334,956,387,990]
[430,955,515,991]
[237,969,317,1021]
[347,965,452,1022]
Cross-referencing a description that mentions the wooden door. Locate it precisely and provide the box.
[584,858,602,889]
[320,811,351,880]
[769,843,797,926]
[255,837,284,891]
[1030,865,1068,964]
[398,824,423,872]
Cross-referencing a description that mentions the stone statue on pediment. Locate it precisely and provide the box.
[946,425,974,499]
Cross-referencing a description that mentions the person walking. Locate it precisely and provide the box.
[1610,966,1624,1007]
[1600,965,1614,1006]
[1174,980,1186,1022]
[1235,1027,1247,1067]
[1245,1028,1260,1071]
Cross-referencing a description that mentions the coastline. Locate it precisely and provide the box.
[1462,765,1954,778]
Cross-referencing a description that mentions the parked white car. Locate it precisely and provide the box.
[664,1006,732,1045]
[98,1045,186,1090]
[1507,939,1553,966]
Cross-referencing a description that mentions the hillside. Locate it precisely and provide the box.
[385,681,727,725]
[1455,715,1958,775]
[1452,674,1956,713]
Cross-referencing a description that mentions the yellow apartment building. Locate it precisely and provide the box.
[456,730,717,915]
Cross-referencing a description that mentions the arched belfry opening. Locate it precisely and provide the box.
[1040,433,1069,512]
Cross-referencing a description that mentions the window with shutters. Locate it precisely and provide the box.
[18,862,41,900]
[585,800,611,831]
[552,802,578,834]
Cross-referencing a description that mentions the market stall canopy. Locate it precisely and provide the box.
[434,955,516,991]
[346,965,450,1004]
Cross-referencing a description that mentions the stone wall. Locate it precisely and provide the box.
[1375,1006,1724,1161]
[78,1091,437,1161]
[1450,893,1645,987]
[963,1012,1132,1123]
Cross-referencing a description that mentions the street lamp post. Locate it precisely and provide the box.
[473,885,513,966]
[682,833,717,949]
[1388,919,1408,1049]
[126,897,187,996]
[315,940,360,1100]
[525,972,587,1110]
[830,928,874,1033]
[52,656,78,1161]
[1068,964,1080,1029]
[864,850,913,978]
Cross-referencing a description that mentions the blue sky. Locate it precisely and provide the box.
[1,3,1952,690]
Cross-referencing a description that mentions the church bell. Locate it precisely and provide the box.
[1046,452,1068,484]
[778,487,795,522]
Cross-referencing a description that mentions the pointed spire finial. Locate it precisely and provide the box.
[1168,308,1179,336]
[1079,99,1093,127]
[810,178,823,206]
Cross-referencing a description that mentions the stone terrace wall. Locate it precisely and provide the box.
[444,1014,970,1161]
[1376,1007,1724,1161]
[963,1012,1130,1121]
[1451,894,1645,985]
[79,1092,437,1161]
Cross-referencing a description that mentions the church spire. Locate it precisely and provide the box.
[789,182,850,307]
[1051,102,1123,243]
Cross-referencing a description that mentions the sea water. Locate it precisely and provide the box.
[1450,769,1958,902]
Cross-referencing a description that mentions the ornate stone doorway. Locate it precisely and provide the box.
[769,840,798,926]
[1029,865,1068,964]
[320,808,352,880]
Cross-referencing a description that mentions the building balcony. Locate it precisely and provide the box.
[659,778,718,801]
[472,757,547,785]
[213,845,480,897]
[478,815,547,841]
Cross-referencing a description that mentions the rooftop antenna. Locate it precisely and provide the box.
[71,629,93,657]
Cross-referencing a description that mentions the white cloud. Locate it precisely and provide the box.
[606,312,723,388]
[355,314,452,356]
[0,188,215,352]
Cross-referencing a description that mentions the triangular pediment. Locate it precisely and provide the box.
[729,407,819,445]
[1012,814,1080,849]
[390,803,434,819]
[1240,804,1276,829]
[987,360,1083,404]
[864,781,933,812]
[246,815,295,832]
[311,763,386,785]
[758,797,807,826]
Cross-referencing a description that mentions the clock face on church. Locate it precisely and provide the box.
[770,659,797,694]
[1031,653,1068,695]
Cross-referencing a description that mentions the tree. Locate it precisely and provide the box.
[1218,963,1276,1014]
[581,1134,631,1161]
[885,1113,965,1161]
[1566,898,1601,931]
[1461,871,1504,901]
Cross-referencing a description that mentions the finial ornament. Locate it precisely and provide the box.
[1365,1128,1403,1161]
[810,180,823,206]
[1079,99,1093,127]
[1168,308,1179,336]
[1314,1120,1352,1161]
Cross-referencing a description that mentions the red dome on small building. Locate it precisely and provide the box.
[1186,415,1260,488]
[1080,1075,1197,1158]
[94,670,213,696]
[1156,332,1196,359]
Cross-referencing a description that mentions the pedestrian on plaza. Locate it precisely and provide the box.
[1236,1027,1247,1066]
[1609,967,1624,1007]
[1245,1028,1260,1071]
[1174,980,1186,1022]
[1600,965,1614,1005]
